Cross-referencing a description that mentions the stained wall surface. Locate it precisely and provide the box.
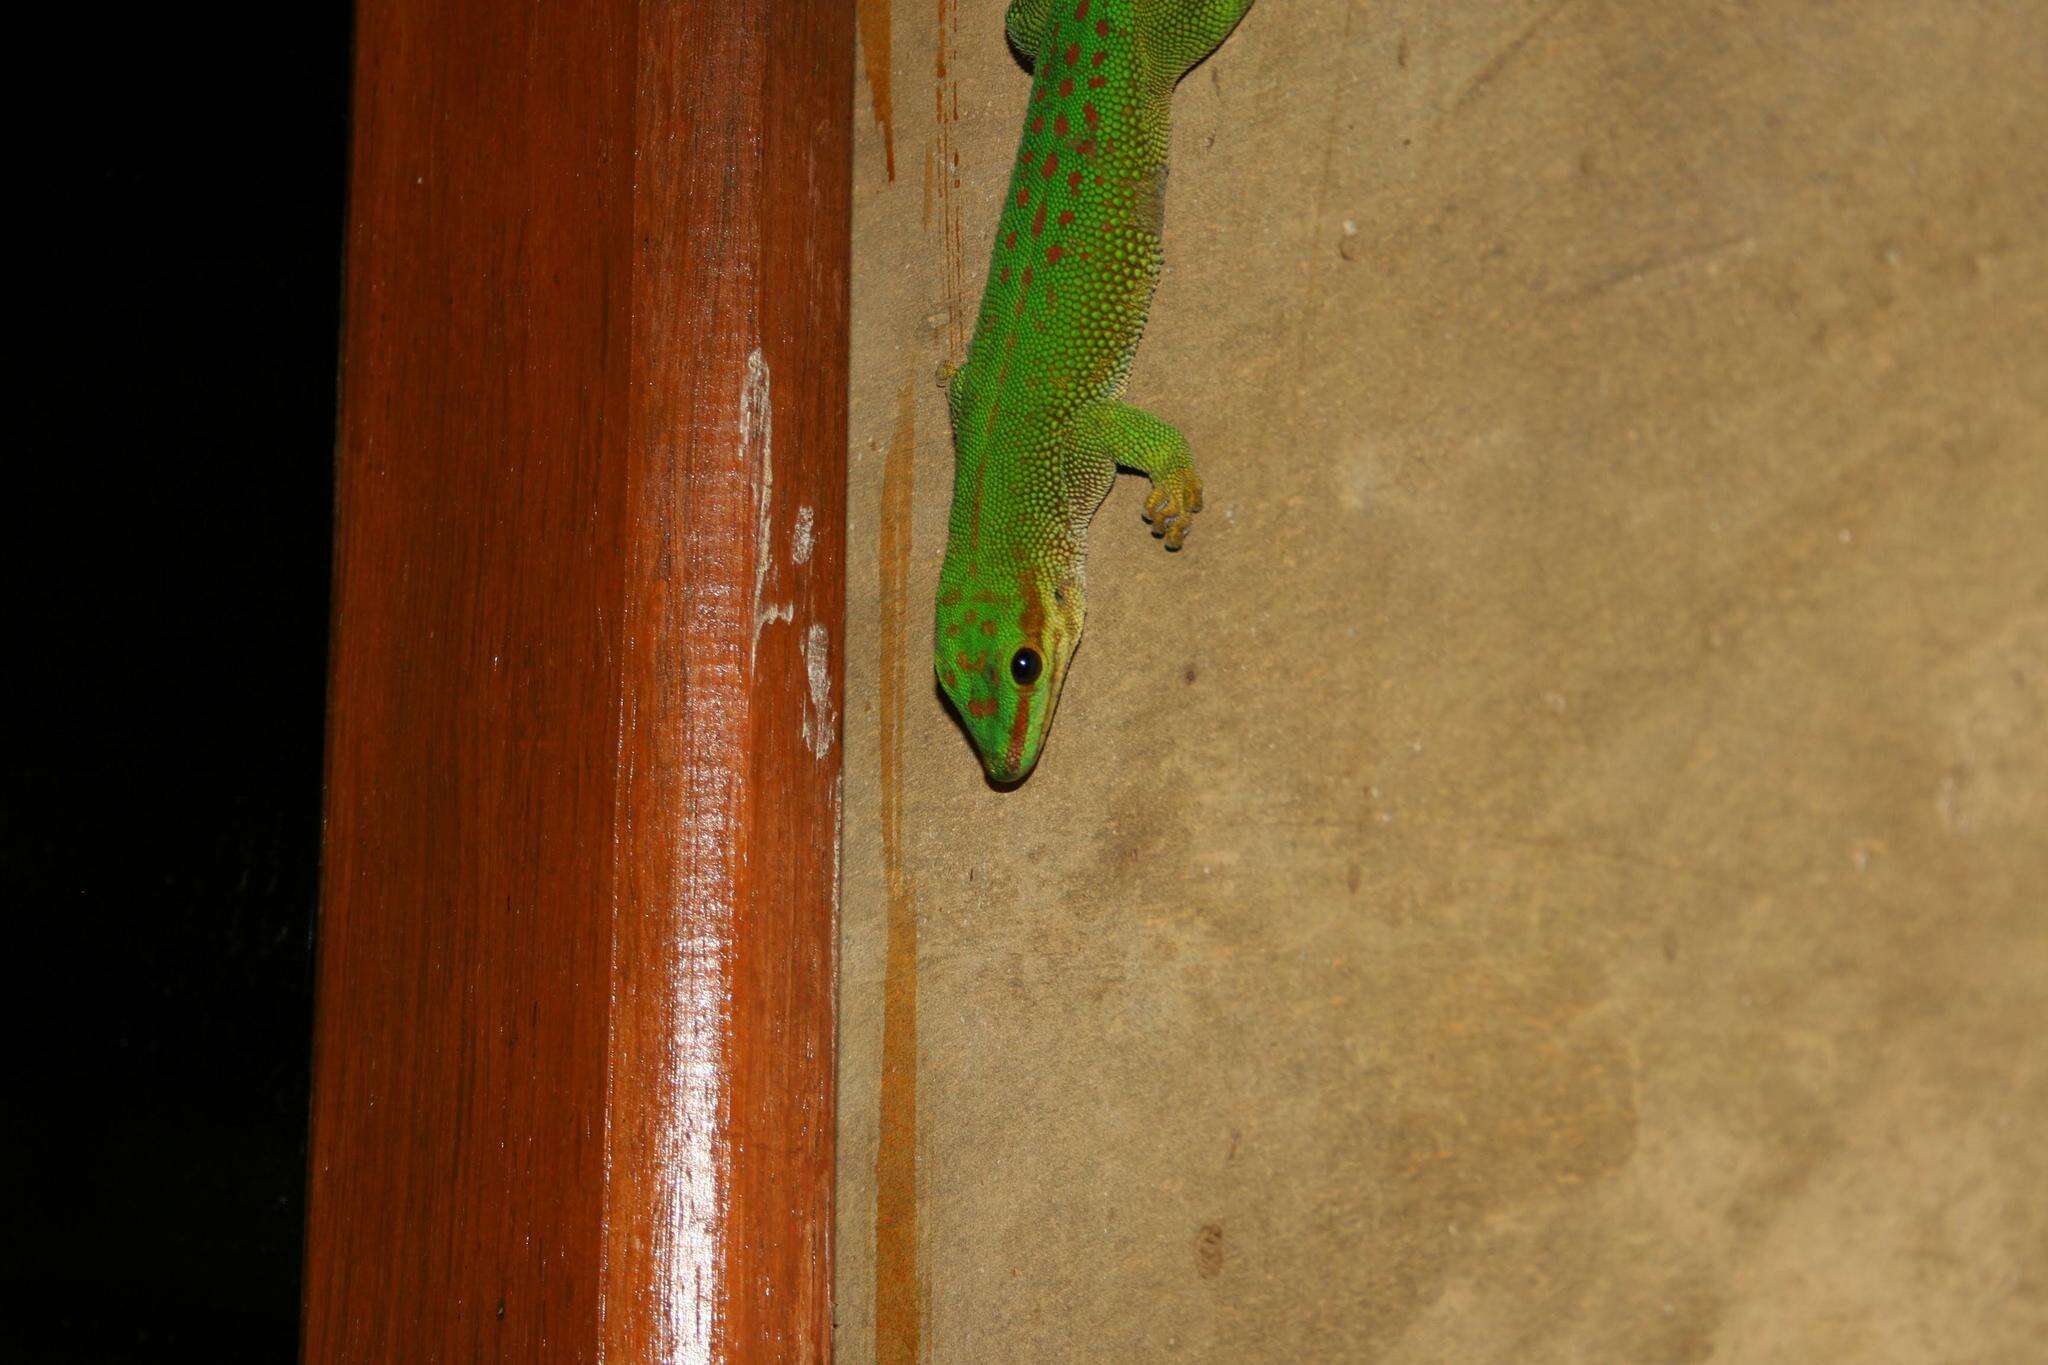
[837,2,2048,1360]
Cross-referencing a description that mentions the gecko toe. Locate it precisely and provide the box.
[1142,473,1204,550]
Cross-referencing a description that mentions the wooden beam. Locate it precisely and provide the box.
[303,3,850,1360]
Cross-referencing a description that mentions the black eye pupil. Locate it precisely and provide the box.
[1010,647,1043,686]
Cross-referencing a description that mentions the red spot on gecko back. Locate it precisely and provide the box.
[1076,0,1089,20]
[1083,102,1099,127]
[1054,113,1070,136]
[1058,210,1074,226]
[1068,170,1084,190]
[1097,19,1110,38]
[1088,76,1105,89]
[1019,149,1036,168]
[1047,245,1064,264]
[1040,151,1059,179]
[1058,77,1074,97]
[1075,138,1095,156]
[1031,113,1044,132]
[1092,49,1106,67]
[1031,199,1047,235]
[1064,42,1080,66]
[1006,230,1017,248]
[1017,186,1030,207]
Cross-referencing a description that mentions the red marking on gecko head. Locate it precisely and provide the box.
[1000,569,1050,776]
[968,698,999,718]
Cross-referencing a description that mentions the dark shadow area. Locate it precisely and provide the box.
[5,7,352,1359]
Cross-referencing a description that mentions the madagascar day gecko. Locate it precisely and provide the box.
[934,0,1257,782]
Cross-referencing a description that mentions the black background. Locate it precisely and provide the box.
[7,8,352,1358]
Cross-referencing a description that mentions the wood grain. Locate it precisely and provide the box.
[303,3,851,1360]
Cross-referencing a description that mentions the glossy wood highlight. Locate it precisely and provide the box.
[303,3,849,1359]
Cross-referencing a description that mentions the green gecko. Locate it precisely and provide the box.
[935,0,1256,783]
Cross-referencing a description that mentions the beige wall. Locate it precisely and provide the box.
[838,2,2048,1359]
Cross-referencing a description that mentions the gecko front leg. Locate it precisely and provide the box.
[1070,400,1206,549]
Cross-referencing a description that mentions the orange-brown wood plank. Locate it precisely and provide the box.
[303,3,850,1359]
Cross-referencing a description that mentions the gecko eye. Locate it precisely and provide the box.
[1010,647,1043,687]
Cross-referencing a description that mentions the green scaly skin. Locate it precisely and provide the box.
[935,0,1256,783]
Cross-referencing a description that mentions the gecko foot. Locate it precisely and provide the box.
[1142,470,1205,550]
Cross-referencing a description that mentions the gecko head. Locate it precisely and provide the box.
[933,561,1086,785]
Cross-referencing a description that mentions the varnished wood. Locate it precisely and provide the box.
[303,3,850,1359]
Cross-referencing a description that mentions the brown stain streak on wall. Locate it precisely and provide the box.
[874,376,923,1364]
[933,0,968,357]
[858,0,896,179]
